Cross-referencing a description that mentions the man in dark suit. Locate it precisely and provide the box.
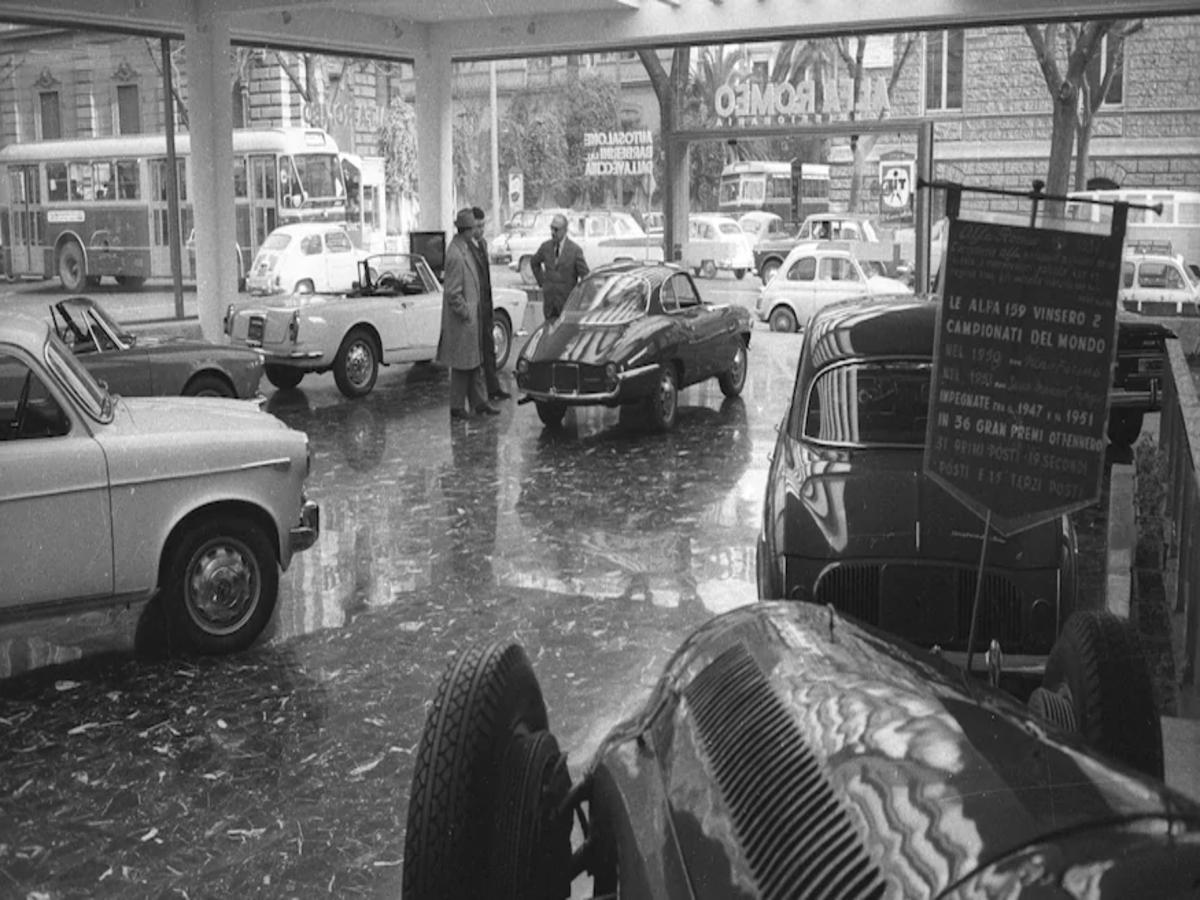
[471,207,510,401]
[530,213,589,322]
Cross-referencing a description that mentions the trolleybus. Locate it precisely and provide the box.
[0,127,346,291]
[717,160,831,228]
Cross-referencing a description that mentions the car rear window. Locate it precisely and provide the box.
[799,360,933,446]
[262,232,292,251]
[565,272,648,319]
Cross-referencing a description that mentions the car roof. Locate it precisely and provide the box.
[585,260,686,289]
[1,313,51,346]
[780,240,855,265]
[805,295,938,365]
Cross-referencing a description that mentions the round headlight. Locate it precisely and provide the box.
[604,362,619,389]
[516,358,528,375]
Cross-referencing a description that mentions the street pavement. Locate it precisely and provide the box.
[1,270,1197,898]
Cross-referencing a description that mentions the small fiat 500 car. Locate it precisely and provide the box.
[0,315,318,654]
[246,222,364,296]
[682,213,756,280]
[756,295,1077,677]
[514,261,752,430]
[756,240,912,333]
[402,603,1194,899]
[49,295,263,399]
[226,253,527,398]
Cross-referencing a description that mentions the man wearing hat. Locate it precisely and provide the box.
[438,207,499,419]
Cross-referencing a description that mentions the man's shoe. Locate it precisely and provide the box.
[450,408,473,420]
[489,389,512,401]
[475,404,501,416]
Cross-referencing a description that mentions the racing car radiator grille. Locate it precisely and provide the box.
[684,643,885,900]
[813,563,1027,651]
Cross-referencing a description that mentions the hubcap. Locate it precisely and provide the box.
[657,373,676,420]
[187,541,258,634]
[493,322,509,362]
[347,341,372,386]
[729,347,746,386]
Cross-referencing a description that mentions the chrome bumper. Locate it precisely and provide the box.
[290,499,320,554]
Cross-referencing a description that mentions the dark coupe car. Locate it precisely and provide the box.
[49,295,263,398]
[514,262,752,430]
[402,603,1193,899]
[756,295,1078,677]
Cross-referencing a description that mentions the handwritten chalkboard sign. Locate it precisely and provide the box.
[924,217,1122,535]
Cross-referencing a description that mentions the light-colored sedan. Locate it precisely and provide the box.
[246,222,365,296]
[226,253,527,398]
[0,314,319,655]
[755,241,912,333]
[1119,251,1200,315]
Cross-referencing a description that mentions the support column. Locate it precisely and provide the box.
[185,0,236,341]
[413,43,453,235]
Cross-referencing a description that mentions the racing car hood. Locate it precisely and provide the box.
[592,602,1200,899]
[776,438,1063,567]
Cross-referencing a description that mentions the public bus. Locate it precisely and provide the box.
[717,160,831,228]
[0,127,346,291]
[1065,188,1200,267]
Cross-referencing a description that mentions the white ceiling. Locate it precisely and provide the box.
[3,0,1196,59]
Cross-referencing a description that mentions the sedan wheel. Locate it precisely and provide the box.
[535,400,566,428]
[294,279,315,294]
[265,364,304,390]
[183,373,235,398]
[759,259,781,285]
[334,327,379,398]
[645,365,678,431]
[163,518,278,654]
[493,312,513,370]
[768,306,799,333]
[718,341,748,398]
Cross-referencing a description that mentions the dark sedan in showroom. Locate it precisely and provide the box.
[49,295,263,398]
[755,295,1078,678]
[513,261,752,430]
[402,602,1190,899]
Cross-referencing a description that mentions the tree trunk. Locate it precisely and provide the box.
[1045,90,1078,218]
[1074,124,1092,192]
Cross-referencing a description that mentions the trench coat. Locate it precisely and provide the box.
[437,233,483,370]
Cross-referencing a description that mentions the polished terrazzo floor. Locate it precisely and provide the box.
[1,333,798,898]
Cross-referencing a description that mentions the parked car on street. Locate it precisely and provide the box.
[508,209,663,277]
[1109,311,1175,446]
[753,212,889,284]
[682,213,756,279]
[246,222,364,296]
[226,253,527,398]
[514,261,751,430]
[755,240,912,332]
[402,599,1188,898]
[0,314,319,654]
[49,295,263,399]
[756,295,1078,678]
[1119,250,1200,316]
[737,210,787,242]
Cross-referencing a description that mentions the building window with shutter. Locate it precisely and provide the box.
[117,84,141,134]
[924,29,964,112]
[39,91,62,140]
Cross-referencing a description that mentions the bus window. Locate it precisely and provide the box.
[68,162,93,200]
[93,162,114,200]
[116,161,139,200]
[47,162,68,201]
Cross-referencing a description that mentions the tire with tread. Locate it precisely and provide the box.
[535,400,567,429]
[769,306,798,333]
[403,641,549,900]
[162,517,277,654]
[645,365,678,431]
[57,241,87,292]
[493,310,514,370]
[1041,610,1164,778]
[265,365,304,390]
[487,731,573,900]
[718,340,748,398]
[759,259,782,284]
[183,373,235,398]
[333,327,378,398]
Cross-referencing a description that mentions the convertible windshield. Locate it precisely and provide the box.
[44,332,110,420]
[800,359,932,446]
[564,273,648,318]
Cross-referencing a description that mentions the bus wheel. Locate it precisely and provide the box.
[57,242,87,292]
[116,276,146,290]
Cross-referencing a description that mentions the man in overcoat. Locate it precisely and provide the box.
[530,213,589,322]
[471,206,509,401]
[438,208,499,419]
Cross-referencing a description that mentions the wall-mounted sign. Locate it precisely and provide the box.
[508,172,524,212]
[583,130,654,177]
[712,76,891,127]
[878,155,915,225]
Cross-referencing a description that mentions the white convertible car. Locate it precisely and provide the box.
[225,252,527,398]
[0,315,319,655]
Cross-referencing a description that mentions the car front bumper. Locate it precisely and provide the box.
[516,362,658,406]
[290,499,320,554]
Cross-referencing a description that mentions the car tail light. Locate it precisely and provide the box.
[288,312,300,342]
